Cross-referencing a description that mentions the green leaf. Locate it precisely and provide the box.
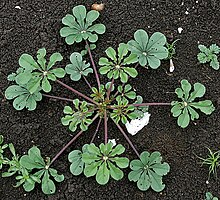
[68,150,84,176]
[109,144,125,156]
[137,172,151,191]
[86,10,99,25]
[177,108,190,128]
[37,48,46,70]
[181,79,191,100]
[42,77,51,93]
[15,72,32,85]
[96,162,110,185]
[49,168,64,182]
[130,160,144,170]
[148,170,165,192]
[123,67,138,78]
[210,55,219,70]
[50,68,66,78]
[134,29,148,50]
[118,43,128,63]
[123,54,138,64]
[111,157,129,168]
[19,54,40,70]
[84,162,100,177]
[190,100,215,115]
[42,171,56,194]
[108,162,124,180]
[188,82,205,102]
[106,47,117,62]
[47,53,63,70]
[151,163,170,176]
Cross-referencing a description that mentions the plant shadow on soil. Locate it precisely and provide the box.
[0,0,220,199]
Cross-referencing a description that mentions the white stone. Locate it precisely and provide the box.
[178,27,183,34]
[15,6,21,9]
[169,59,175,72]
[185,11,189,15]
[125,112,151,136]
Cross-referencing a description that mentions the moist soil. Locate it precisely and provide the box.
[0,0,220,199]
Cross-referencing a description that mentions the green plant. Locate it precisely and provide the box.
[60,5,106,45]
[127,29,168,68]
[69,142,129,185]
[171,79,215,128]
[4,3,215,195]
[128,151,170,192]
[197,148,220,180]
[0,137,64,195]
[206,192,219,200]
[197,44,220,70]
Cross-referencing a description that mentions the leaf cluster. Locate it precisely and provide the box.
[61,99,94,132]
[171,79,215,128]
[5,48,64,110]
[128,29,168,68]
[0,138,64,195]
[60,5,106,45]
[99,43,138,83]
[197,44,220,70]
[69,143,129,185]
[128,151,170,192]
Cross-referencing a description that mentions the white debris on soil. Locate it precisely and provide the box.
[125,112,151,136]
[15,5,21,9]
[169,59,175,72]
[196,0,198,3]
[178,27,183,34]
[185,10,189,15]
[206,180,209,184]
[108,139,116,146]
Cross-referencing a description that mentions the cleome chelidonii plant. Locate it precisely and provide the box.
[2,5,215,195]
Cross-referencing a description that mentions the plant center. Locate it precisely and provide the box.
[103,156,108,161]
[115,64,121,69]
[142,52,147,56]
[183,101,188,107]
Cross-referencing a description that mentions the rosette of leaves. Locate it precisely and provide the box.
[8,48,65,94]
[19,146,64,194]
[128,29,168,68]
[5,85,42,110]
[99,43,138,83]
[110,98,137,124]
[116,84,136,102]
[65,52,93,81]
[61,99,94,132]
[128,151,170,192]
[82,143,129,185]
[197,44,220,70]
[171,79,215,128]
[132,95,149,118]
[60,5,106,45]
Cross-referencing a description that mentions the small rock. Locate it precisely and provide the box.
[178,27,183,34]
[15,5,21,9]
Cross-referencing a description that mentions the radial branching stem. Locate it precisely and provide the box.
[130,102,171,107]
[85,40,101,88]
[56,79,98,105]
[90,118,102,143]
[113,119,140,158]
[104,111,108,144]
[42,94,73,103]
[49,114,99,166]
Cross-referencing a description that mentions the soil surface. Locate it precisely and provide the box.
[1,0,220,199]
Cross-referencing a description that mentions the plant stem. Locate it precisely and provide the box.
[86,40,101,88]
[56,79,99,105]
[106,78,114,100]
[90,118,102,143]
[83,76,93,90]
[49,114,99,166]
[113,120,140,158]
[130,102,171,107]
[104,111,108,144]
[42,94,74,102]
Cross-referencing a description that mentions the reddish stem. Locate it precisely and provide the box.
[104,111,108,144]
[42,94,74,103]
[83,76,92,90]
[113,120,140,158]
[86,40,101,88]
[130,102,171,107]
[49,114,99,166]
[90,118,102,143]
[56,79,98,105]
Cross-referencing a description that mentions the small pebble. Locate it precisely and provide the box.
[206,180,209,184]
[185,11,189,15]
[178,27,183,33]
[15,5,21,9]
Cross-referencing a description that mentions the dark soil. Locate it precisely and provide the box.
[1,0,220,199]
